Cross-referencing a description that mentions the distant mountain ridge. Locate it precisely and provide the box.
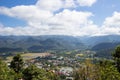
[0,35,84,53]
[79,35,120,47]
[0,35,120,54]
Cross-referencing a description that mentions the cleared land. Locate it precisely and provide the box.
[6,53,51,62]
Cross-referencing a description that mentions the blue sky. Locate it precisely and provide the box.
[0,0,120,36]
[0,0,37,7]
[0,0,37,27]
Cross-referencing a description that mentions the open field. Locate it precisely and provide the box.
[6,53,51,62]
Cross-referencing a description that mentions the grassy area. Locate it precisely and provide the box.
[6,53,51,62]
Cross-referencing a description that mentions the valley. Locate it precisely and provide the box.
[0,35,120,59]
[0,35,120,80]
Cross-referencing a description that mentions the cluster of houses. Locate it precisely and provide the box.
[23,54,80,80]
[5,51,96,80]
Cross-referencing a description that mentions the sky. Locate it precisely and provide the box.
[0,0,120,36]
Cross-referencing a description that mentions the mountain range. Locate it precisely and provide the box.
[0,35,120,57]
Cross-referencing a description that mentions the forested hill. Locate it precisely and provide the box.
[0,35,120,53]
[79,35,120,47]
[0,35,84,53]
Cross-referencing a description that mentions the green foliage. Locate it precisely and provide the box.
[99,60,120,80]
[10,54,24,73]
[113,45,120,72]
[113,45,120,58]
[74,60,120,80]
[0,59,15,80]
[74,60,100,80]
[1,45,120,80]
[1,54,60,80]
[23,64,60,80]
[23,65,49,80]
[47,71,60,80]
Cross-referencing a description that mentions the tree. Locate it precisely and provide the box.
[99,60,120,80]
[0,59,15,80]
[74,60,100,80]
[113,46,120,72]
[47,71,60,80]
[74,59,120,80]
[23,65,49,80]
[23,64,60,80]
[10,54,24,73]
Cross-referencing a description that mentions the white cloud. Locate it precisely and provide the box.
[0,0,102,36]
[77,0,97,7]
[45,10,98,36]
[0,6,53,21]
[63,0,76,8]
[36,0,96,12]
[101,12,120,35]
[48,9,93,26]
[103,12,120,28]
[36,0,63,12]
